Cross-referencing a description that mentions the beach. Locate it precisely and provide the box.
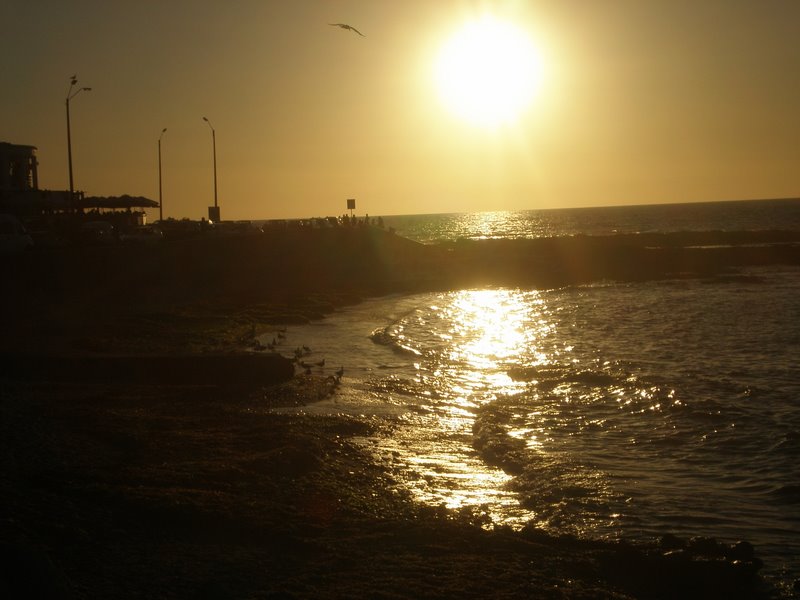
[2,226,796,598]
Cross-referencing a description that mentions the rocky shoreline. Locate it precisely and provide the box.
[3,227,800,355]
[2,228,798,598]
[0,375,776,599]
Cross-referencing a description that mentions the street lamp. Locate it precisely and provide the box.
[66,75,91,202]
[158,127,167,221]
[202,116,219,221]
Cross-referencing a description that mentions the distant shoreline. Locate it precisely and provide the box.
[248,196,800,225]
[3,226,800,356]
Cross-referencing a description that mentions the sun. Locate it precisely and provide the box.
[434,16,542,128]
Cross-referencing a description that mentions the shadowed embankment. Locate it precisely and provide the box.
[1,227,798,598]
[3,227,800,355]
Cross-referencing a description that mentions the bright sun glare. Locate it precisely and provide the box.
[434,16,542,128]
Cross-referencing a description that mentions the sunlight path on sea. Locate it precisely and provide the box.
[265,291,549,527]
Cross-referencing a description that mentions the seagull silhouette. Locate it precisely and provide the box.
[329,23,365,37]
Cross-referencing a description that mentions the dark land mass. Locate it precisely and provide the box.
[4,227,800,355]
[2,227,798,599]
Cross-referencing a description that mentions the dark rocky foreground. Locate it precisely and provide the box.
[2,227,798,598]
[0,378,777,599]
[0,353,293,386]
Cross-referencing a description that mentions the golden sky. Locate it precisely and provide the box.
[2,0,799,221]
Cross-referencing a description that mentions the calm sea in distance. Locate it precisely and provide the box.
[268,198,800,593]
[378,197,800,243]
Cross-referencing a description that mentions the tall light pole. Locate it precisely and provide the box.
[158,128,167,221]
[202,117,218,220]
[66,75,91,202]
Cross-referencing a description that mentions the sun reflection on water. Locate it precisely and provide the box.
[448,289,528,368]
[388,288,555,525]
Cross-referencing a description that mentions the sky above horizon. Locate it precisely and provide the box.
[2,0,799,221]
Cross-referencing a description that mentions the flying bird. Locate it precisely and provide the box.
[329,23,365,37]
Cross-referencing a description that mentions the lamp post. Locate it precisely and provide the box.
[158,128,167,221]
[66,75,91,201]
[202,117,219,221]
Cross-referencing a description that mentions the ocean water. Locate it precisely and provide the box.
[379,197,800,242]
[265,199,800,591]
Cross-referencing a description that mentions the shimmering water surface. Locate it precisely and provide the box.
[380,198,800,242]
[265,201,800,589]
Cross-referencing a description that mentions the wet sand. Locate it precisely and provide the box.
[2,227,796,598]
